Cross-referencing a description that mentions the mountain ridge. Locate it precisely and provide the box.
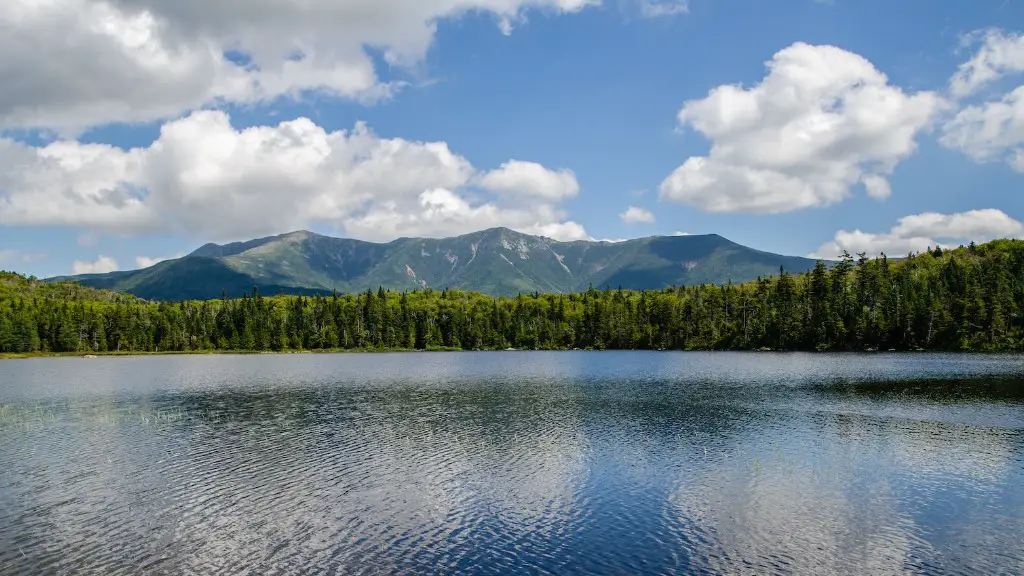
[50,227,822,299]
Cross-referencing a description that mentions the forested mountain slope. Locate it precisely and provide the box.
[7,240,1023,354]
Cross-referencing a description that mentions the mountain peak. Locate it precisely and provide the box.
[280,229,317,238]
[277,230,317,242]
[63,227,820,299]
[477,226,518,237]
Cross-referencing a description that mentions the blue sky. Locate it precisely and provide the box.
[2,0,1024,277]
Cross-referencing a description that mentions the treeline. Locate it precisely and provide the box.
[2,240,1023,354]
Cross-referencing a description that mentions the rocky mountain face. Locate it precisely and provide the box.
[52,228,820,299]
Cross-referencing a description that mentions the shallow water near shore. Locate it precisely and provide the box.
[1,351,1023,575]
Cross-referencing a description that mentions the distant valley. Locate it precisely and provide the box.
[51,228,821,300]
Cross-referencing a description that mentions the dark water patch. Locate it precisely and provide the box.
[818,376,1024,402]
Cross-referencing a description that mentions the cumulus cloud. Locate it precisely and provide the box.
[341,188,589,241]
[72,255,119,274]
[0,138,154,232]
[659,42,944,214]
[861,174,892,199]
[941,29,1024,171]
[810,209,1024,259]
[619,205,655,224]
[0,0,597,132]
[949,29,1024,98]
[134,253,184,268]
[0,111,587,242]
[477,160,580,200]
[941,86,1024,170]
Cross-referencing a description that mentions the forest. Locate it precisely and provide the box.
[1,239,1022,355]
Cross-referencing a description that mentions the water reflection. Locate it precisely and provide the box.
[0,352,1022,575]
[666,405,1024,575]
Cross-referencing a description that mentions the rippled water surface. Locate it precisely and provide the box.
[2,352,1024,575]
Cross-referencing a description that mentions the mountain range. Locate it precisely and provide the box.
[51,228,821,300]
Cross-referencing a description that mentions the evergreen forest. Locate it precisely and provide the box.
[2,240,1022,355]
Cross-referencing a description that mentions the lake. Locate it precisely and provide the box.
[1,352,1023,575]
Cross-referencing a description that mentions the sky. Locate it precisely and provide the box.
[3,0,1024,277]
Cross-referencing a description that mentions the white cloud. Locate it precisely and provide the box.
[949,29,1024,98]
[0,138,155,232]
[477,160,580,200]
[524,221,590,241]
[639,0,689,18]
[135,253,184,268]
[940,30,1024,171]
[0,0,598,132]
[619,205,655,224]
[659,42,944,214]
[672,231,691,236]
[72,255,119,274]
[810,209,1024,259]
[940,29,1024,171]
[134,256,161,268]
[941,86,1024,170]
[0,111,587,242]
[341,187,589,241]
[861,174,892,199]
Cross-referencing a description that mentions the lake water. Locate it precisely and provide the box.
[1,352,1023,575]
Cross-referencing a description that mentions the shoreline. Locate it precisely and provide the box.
[0,348,457,360]
[0,348,1005,360]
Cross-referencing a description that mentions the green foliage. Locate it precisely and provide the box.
[6,239,1024,354]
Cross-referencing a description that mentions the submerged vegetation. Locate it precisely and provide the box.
[2,239,1023,355]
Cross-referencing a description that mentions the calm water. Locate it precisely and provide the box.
[1,352,1023,575]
